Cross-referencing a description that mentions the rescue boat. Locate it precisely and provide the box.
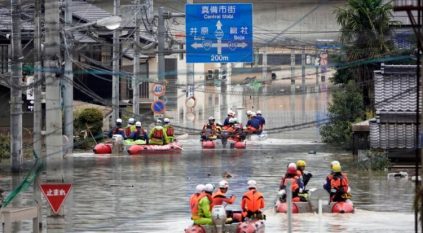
[93,143,112,154]
[275,199,354,213]
[127,142,182,155]
[229,140,246,149]
[201,140,216,149]
[184,205,265,233]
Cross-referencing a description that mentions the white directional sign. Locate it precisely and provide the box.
[186,3,253,63]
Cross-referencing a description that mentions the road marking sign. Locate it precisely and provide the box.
[40,183,72,214]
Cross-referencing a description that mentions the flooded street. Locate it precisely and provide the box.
[1,88,416,232]
[3,140,413,232]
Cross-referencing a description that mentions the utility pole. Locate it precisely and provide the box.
[290,48,296,95]
[158,6,166,82]
[301,45,306,92]
[133,0,140,116]
[45,0,65,230]
[33,0,42,229]
[10,0,23,173]
[64,0,73,154]
[112,0,121,123]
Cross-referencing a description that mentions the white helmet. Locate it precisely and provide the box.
[251,112,257,117]
[248,180,257,189]
[196,184,205,193]
[204,183,214,192]
[228,111,235,117]
[156,119,162,124]
[135,121,142,127]
[257,110,262,115]
[208,116,215,121]
[219,180,229,189]
[288,162,297,169]
[116,118,123,123]
[128,118,135,124]
[164,118,170,123]
[246,110,252,116]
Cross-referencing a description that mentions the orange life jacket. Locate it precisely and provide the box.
[282,177,300,193]
[241,189,265,214]
[328,173,349,193]
[190,193,202,214]
[191,193,212,219]
[212,189,235,207]
[152,128,164,139]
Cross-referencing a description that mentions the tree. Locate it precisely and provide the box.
[320,81,364,148]
[334,0,397,107]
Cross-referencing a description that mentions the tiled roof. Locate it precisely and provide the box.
[375,64,418,113]
[369,120,416,149]
[0,8,33,31]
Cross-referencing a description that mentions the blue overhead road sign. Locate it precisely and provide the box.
[186,3,253,63]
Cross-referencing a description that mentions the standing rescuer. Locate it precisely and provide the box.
[279,163,304,202]
[192,183,214,225]
[241,180,265,220]
[190,184,205,217]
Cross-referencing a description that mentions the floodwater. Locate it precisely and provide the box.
[2,140,415,232]
[1,82,416,232]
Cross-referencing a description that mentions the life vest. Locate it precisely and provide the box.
[152,128,164,139]
[134,129,146,140]
[191,193,212,219]
[125,125,136,137]
[165,125,174,137]
[242,189,265,213]
[328,173,349,193]
[212,190,235,207]
[190,193,202,214]
[283,177,300,193]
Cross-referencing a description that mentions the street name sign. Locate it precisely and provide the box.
[40,183,72,214]
[186,3,253,63]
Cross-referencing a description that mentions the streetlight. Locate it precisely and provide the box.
[62,14,122,155]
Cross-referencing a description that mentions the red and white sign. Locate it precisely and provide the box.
[40,183,72,214]
[152,83,166,97]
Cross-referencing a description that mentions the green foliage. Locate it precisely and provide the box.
[73,108,104,150]
[320,81,364,148]
[356,150,391,171]
[335,0,396,60]
[334,0,398,108]
[0,134,9,160]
